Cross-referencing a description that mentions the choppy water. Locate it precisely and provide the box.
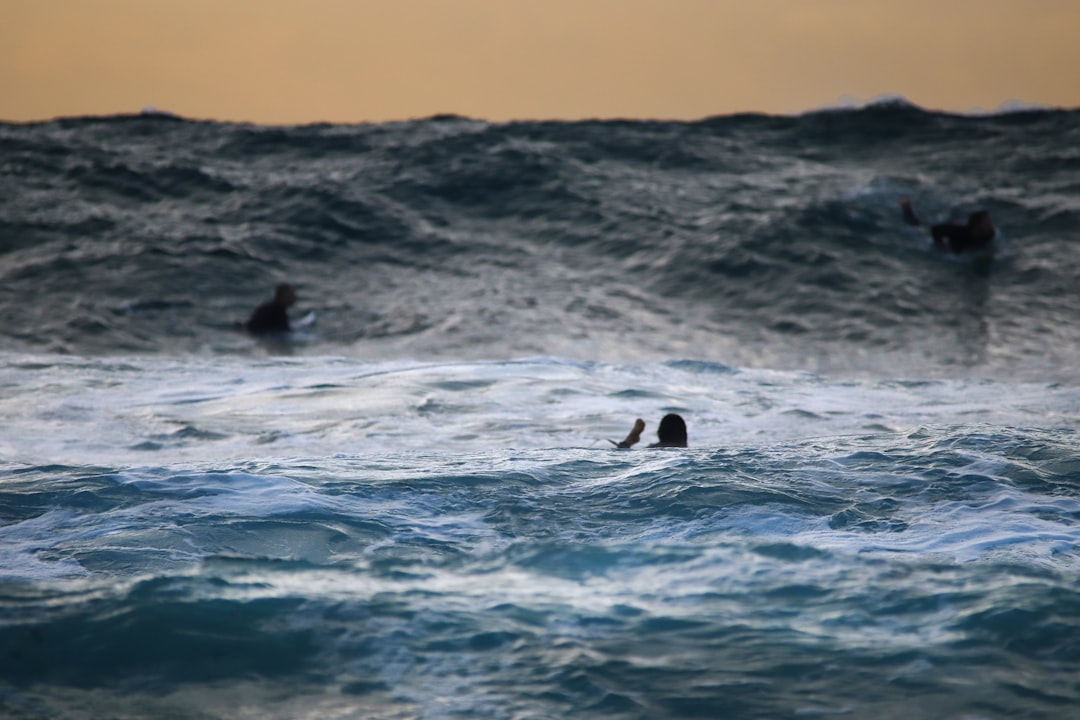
[2,100,1079,718]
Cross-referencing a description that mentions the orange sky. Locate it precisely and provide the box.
[2,0,1078,124]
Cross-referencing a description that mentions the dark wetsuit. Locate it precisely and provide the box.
[901,201,994,254]
[244,301,291,334]
[930,223,992,254]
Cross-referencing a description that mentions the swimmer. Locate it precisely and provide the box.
[649,413,688,448]
[244,283,297,335]
[900,199,996,254]
[610,413,688,449]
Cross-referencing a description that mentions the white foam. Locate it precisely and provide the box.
[1,352,1076,466]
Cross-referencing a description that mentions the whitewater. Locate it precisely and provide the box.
[1,100,1079,719]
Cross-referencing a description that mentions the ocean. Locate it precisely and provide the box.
[1,100,1079,719]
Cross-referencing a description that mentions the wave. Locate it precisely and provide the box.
[2,417,1079,716]
[811,92,1060,116]
[2,105,1079,378]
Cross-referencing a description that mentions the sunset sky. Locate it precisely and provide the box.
[3,0,1078,124]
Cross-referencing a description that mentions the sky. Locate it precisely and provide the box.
[2,0,1079,124]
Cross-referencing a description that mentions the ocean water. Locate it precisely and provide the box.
[1,100,1079,719]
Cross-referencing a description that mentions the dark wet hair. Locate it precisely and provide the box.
[653,413,688,448]
[274,283,297,305]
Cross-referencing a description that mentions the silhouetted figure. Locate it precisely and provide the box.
[649,413,688,448]
[244,283,297,335]
[610,414,688,449]
[900,199,996,254]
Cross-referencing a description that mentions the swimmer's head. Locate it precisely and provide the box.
[654,413,688,448]
[274,283,298,306]
[968,211,995,240]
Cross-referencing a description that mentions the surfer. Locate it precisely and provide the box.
[650,413,688,448]
[244,282,297,335]
[610,413,688,448]
[900,199,996,254]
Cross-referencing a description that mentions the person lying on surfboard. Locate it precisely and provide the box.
[244,282,298,335]
[900,199,996,254]
[610,414,688,448]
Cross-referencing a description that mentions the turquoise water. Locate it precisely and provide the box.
[2,101,1080,718]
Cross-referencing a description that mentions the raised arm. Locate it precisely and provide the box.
[611,418,645,448]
